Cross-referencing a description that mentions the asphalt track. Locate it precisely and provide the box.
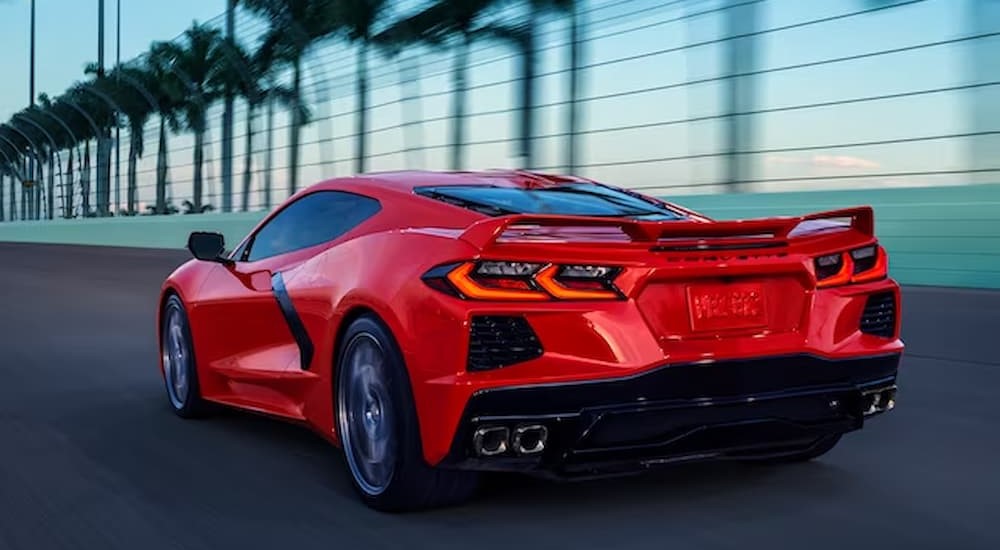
[0,242,997,550]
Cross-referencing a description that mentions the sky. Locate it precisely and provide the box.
[0,0,225,120]
[0,0,998,214]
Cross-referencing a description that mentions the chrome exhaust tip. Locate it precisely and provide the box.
[512,424,548,456]
[862,385,897,416]
[473,426,509,457]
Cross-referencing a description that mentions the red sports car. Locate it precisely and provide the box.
[158,170,902,512]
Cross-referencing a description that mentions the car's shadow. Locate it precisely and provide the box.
[192,402,850,517]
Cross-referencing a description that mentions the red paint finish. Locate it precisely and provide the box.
[158,170,904,467]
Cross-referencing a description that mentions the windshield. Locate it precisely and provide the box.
[414,183,686,220]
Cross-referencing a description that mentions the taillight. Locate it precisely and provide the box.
[535,264,622,300]
[423,260,623,301]
[815,244,888,288]
[446,262,549,301]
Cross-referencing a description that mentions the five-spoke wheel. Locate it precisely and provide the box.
[160,294,208,418]
[335,314,479,512]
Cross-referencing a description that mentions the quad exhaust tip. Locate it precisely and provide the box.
[473,426,509,456]
[512,425,548,455]
[862,385,897,416]
[473,424,549,457]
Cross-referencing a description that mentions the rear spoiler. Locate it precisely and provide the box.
[458,206,874,250]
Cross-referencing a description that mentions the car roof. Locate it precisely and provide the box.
[308,169,596,194]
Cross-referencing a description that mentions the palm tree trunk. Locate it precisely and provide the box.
[56,151,65,218]
[156,117,168,214]
[97,127,112,216]
[519,24,538,169]
[398,56,424,168]
[356,41,369,174]
[567,3,583,173]
[19,162,26,221]
[242,104,255,212]
[193,125,205,212]
[82,140,92,216]
[65,147,75,218]
[289,56,303,195]
[451,30,471,171]
[47,150,56,220]
[12,164,19,221]
[265,96,274,209]
[128,134,139,215]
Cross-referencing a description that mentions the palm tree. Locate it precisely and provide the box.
[63,80,117,217]
[0,135,23,220]
[150,23,228,214]
[6,109,51,220]
[375,0,499,171]
[215,37,299,212]
[87,63,159,215]
[565,0,584,172]
[19,100,74,220]
[238,0,342,194]
[331,0,392,174]
[488,0,575,169]
[35,93,83,218]
[144,42,186,215]
[80,67,116,217]
[0,166,5,222]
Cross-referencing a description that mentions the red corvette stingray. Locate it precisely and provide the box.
[158,170,903,511]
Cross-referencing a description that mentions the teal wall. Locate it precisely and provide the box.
[676,184,1000,289]
[0,212,263,251]
[1,184,997,289]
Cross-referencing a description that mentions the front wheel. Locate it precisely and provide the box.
[335,315,479,512]
[160,294,210,418]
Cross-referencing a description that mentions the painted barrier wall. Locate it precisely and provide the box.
[1,184,997,289]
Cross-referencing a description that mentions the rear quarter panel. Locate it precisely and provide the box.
[285,228,482,444]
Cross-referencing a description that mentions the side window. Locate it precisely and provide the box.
[244,191,381,262]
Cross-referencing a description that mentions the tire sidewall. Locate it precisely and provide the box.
[161,294,204,417]
[335,315,427,508]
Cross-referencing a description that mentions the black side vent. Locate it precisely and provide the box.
[861,292,896,338]
[468,316,543,372]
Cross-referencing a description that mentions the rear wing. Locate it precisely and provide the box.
[457,206,874,250]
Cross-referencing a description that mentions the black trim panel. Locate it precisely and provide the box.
[466,352,901,416]
[439,352,902,478]
[271,272,315,370]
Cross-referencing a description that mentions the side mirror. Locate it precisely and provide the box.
[187,232,232,264]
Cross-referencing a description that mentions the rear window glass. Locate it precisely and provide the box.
[414,183,686,220]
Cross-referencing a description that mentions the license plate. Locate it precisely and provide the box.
[686,282,767,332]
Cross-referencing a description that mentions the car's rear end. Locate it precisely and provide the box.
[405,187,902,479]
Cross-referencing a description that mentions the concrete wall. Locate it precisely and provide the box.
[1,184,997,289]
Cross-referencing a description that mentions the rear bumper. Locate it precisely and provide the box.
[437,352,901,479]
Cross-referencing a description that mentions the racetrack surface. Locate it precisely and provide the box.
[0,242,996,550]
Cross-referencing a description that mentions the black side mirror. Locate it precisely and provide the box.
[187,232,231,264]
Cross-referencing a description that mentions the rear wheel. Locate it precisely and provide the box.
[160,294,210,418]
[335,314,479,512]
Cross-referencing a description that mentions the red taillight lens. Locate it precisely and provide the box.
[424,261,623,301]
[814,244,888,288]
[446,262,549,301]
[851,245,888,283]
[535,265,621,300]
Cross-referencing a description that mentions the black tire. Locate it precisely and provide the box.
[160,294,211,419]
[743,434,842,465]
[335,314,480,512]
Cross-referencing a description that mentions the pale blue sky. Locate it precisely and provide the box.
[0,0,225,121]
[1,0,997,213]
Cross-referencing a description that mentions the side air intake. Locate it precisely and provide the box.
[467,316,543,372]
[860,292,896,338]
